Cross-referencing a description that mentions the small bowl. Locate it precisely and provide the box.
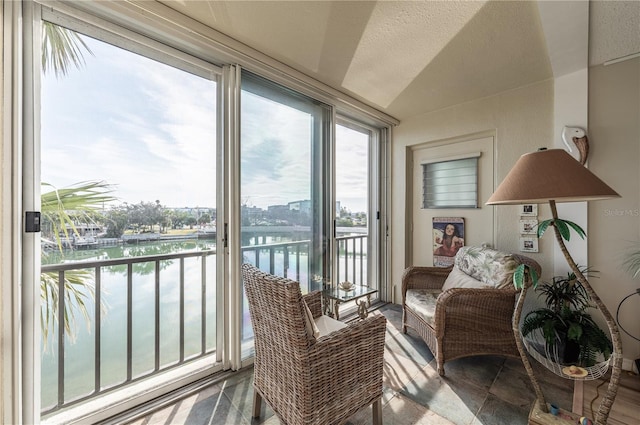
[338,281,355,291]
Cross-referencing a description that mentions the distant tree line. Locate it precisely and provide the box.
[101,201,214,238]
[41,199,215,240]
[43,199,366,241]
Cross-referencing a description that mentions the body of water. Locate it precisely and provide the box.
[41,239,217,411]
[40,233,363,412]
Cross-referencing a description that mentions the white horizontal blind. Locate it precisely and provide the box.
[422,157,478,208]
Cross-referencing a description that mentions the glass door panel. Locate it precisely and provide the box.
[240,72,330,358]
[333,122,375,315]
[40,22,219,416]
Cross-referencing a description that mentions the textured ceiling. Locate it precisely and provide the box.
[590,0,640,66]
[159,0,639,122]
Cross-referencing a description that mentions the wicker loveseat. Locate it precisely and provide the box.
[242,263,387,425]
[402,246,541,376]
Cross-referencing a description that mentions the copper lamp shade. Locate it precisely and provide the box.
[486,148,619,205]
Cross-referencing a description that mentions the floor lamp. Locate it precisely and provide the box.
[486,148,622,425]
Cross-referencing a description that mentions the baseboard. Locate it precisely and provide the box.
[622,357,639,374]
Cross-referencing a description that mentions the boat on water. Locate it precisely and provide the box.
[55,224,108,249]
[73,235,99,249]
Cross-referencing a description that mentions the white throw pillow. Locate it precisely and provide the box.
[441,267,489,291]
[303,300,320,339]
[314,315,347,338]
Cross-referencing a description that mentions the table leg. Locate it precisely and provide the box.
[356,299,368,318]
[333,298,341,320]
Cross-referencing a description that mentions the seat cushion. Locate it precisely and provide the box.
[405,289,441,327]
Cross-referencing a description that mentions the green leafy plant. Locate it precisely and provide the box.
[622,243,640,279]
[537,268,593,313]
[521,271,612,367]
[41,181,116,346]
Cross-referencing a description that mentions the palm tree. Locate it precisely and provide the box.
[42,21,93,77]
[41,181,116,345]
[40,22,97,345]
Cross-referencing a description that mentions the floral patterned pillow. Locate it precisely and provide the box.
[454,246,519,289]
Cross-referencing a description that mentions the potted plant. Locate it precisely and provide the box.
[521,269,613,367]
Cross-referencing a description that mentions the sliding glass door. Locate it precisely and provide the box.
[335,121,371,286]
[239,72,331,358]
[37,16,222,419]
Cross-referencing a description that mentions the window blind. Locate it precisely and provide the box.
[422,157,478,208]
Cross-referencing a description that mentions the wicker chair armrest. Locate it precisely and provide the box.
[309,314,386,376]
[302,291,323,318]
[301,315,386,413]
[433,287,518,337]
[311,314,387,357]
[401,266,452,300]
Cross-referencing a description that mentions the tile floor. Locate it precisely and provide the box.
[124,304,578,425]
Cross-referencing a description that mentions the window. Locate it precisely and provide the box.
[422,154,479,208]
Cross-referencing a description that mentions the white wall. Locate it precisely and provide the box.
[589,57,640,364]
[391,80,554,302]
[391,63,640,365]
[553,69,589,275]
[409,135,494,267]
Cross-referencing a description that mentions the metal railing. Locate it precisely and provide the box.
[41,249,216,416]
[40,234,368,415]
[241,235,368,288]
[241,240,311,289]
[336,234,368,285]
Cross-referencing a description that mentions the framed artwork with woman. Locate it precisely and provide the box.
[432,217,465,267]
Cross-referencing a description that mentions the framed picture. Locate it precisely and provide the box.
[432,217,465,267]
[520,204,538,216]
[519,219,538,235]
[520,237,539,253]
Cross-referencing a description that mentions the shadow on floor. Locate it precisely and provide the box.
[127,303,575,425]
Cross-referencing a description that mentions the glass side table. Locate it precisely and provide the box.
[322,285,378,320]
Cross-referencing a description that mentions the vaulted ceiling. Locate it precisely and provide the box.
[159,1,640,122]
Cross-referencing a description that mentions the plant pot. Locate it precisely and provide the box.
[560,340,580,365]
[525,337,580,365]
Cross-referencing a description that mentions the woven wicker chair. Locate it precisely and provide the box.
[401,246,541,376]
[242,263,386,425]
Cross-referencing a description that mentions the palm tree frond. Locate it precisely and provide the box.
[622,244,640,279]
[42,21,94,78]
[40,181,115,348]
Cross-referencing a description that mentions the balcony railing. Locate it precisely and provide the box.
[41,234,367,416]
[41,249,217,416]
[336,234,368,285]
[241,240,313,295]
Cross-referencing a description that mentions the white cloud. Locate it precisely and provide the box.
[42,33,369,213]
[42,35,216,208]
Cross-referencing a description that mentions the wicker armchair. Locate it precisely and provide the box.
[242,264,387,425]
[401,246,541,376]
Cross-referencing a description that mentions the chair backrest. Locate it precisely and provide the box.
[242,264,310,364]
[454,246,541,289]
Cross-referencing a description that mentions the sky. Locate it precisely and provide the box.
[42,30,368,213]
